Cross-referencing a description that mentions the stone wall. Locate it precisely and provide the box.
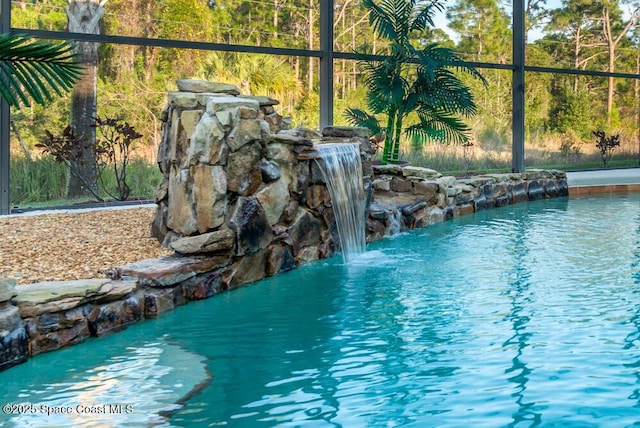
[366,166,568,240]
[0,82,569,372]
[0,279,27,371]
[151,80,375,287]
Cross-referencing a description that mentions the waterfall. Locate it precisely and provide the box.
[314,143,366,263]
[386,209,402,236]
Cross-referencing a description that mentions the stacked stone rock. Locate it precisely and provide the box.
[151,79,374,291]
[10,279,141,356]
[149,79,568,290]
[0,278,27,370]
[0,80,570,372]
[367,165,568,241]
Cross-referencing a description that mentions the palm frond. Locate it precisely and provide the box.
[403,92,422,116]
[406,110,471,145]
[361,59,409,113]
[0,33,84,109]
[389,0,413,41]
[351,0,482,158]
[344,108,383,137]
[414,69,478,117]
[410,0,443,34]
[364,0,399,41]
[419,43,487,85]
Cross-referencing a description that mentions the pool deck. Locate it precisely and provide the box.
[566,168,640,195]
[567,168,640,196]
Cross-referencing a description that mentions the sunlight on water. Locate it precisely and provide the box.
[0,339,209,427]
[1,194,639,427]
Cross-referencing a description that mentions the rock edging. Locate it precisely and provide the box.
[0,168,568,372]
[0,278,27,371]
[0,81,569,372]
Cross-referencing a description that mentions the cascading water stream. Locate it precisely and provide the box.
[314,143,366,263]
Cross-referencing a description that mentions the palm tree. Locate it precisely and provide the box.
[0,33,83,109]
[345,0,485,164]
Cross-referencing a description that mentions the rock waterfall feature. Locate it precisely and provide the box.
[150,81,375,287]
[0,80,571,372]
[314,143,366,262]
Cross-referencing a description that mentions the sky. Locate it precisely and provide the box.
[432,0,563,43]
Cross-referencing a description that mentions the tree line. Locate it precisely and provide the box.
[9,0,640,167]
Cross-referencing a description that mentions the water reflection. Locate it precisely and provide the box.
[0,340,210,427]
[623,209,640,405]
[502,213,540,427]
[164,263,349,425]
[5,195,640,427]
[624,306,640,406]
[309,257,417,426]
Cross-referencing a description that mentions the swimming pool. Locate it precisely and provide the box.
[1,194,639,427]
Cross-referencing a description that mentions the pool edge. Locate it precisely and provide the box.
[569,183,640,196]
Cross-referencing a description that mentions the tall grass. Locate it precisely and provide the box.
[10,156,67,205]
[99,158,163,200]
[10,139,639,208]
[10,155,162,207]
[395,135,639,175]
[400,142,511,175]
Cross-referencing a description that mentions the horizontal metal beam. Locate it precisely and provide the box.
[16,28,324,59]
[19,28,640,80]
[525,64,640,80]
[335,50,640,80]
[333,51,516,71]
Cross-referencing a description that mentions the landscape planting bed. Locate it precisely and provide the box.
[0,207,172,285]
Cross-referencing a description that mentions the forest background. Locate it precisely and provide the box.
[8,0,640,206]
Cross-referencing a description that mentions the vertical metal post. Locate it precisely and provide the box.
[512,0,525,173]
[319,0,334,130]
[637,51,640,166]
[0,0,11,214]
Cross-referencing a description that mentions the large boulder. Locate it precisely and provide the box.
[176,79,241,95]
[230,197,274,256]
[227,118,270,152]
[169,229,235,254]
[186,113,227,166]
[0,279,27,371]
[230,250,267,288]
[287,209,322,256]
[0,278,16,303]
[192,165,228,233]
[87,294,144,336]
[256,179,290,225]
[227,143,263,196]
[166,167,198,236]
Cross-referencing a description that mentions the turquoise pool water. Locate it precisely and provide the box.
[1,194,639,427]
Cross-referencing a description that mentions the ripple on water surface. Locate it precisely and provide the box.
[1,194,640,427]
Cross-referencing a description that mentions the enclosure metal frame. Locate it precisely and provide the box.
[512,0,525,174]
[1,0,640,214]
[0,0,10,214]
